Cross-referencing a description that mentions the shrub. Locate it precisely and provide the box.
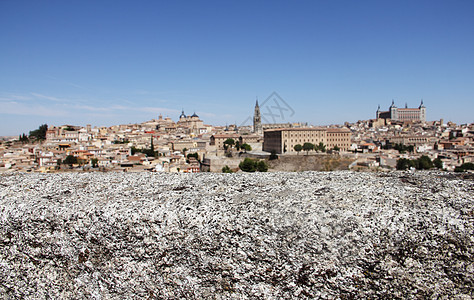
[269,150,278,160]
[241,143,252,152]
[461,162,474,170]
[256,160,268,172]
[239,158,256,172]
[222,165,233,173]
[455,162,474,172]
[239,158,269,172]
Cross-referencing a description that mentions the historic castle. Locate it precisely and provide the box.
[376,100,426,122]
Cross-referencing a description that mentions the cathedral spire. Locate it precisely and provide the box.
[253,98,262,135]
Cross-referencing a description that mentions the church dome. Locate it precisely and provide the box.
[191,112,199,118]
[179,110,186,119]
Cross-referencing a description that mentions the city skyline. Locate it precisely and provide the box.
[1,1,474,136]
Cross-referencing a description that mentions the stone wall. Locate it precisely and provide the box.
[0,171,472,298]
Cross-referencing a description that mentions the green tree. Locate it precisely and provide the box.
[113,139,129,144]
[332,145,340,152]
[303,142,314,155]
[90,158,99,168]
[256,160,268,172]
[269,150,278,160]
[316,142,326,153]
[29,124,48,141]
[222,165,233,173]
[394,143,414,154]
[433,158,443,169]
[455,162,474,172]
[141,148,156,157]
[294,144,302,155]
[19,133,29,143]
[461,162,474,170]
[63,155,78,167]
[239,158,257,172]
[224,138,235,148]
[235,141,241,151]
[396,158,415,170]
[417,155,433,170]
[150,135,154,152]
[241,143,252,152]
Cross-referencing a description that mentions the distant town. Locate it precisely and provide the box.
[1,100,473,173]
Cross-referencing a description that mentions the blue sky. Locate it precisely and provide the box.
[1,1,473,136]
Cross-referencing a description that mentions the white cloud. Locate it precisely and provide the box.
[30,93,70,103]
[0,101,68,117]
[0,91,222,126]
[0,94,33,102]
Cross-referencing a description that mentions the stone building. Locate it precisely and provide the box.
[263,128,325,154]
[210,134,242,150]
[376,100,426,122]
[177,110,205,136]
[389,135,434,147]
[326,128,352,151]
[262,122,307,130]
[263,127,352,154]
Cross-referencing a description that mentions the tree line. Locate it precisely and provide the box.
[18,124,48,143]
[223,138,251,152]
[396,155,442,170]
[293,142,330,155]
[222,158,269,173]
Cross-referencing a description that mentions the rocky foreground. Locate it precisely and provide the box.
[0,171,473,299]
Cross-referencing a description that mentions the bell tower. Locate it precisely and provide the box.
[253,99,263,134]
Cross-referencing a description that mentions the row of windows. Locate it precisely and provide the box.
[327,133,349,137]
[285,139,322,143]
[284,134,324,138]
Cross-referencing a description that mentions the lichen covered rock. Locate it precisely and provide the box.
[0,171,472,298]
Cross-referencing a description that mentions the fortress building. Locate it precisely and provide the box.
[376,100,426,122]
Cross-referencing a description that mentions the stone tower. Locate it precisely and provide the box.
[419,99,426,122]
[253,99,263,134]
[389,100,398,121]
